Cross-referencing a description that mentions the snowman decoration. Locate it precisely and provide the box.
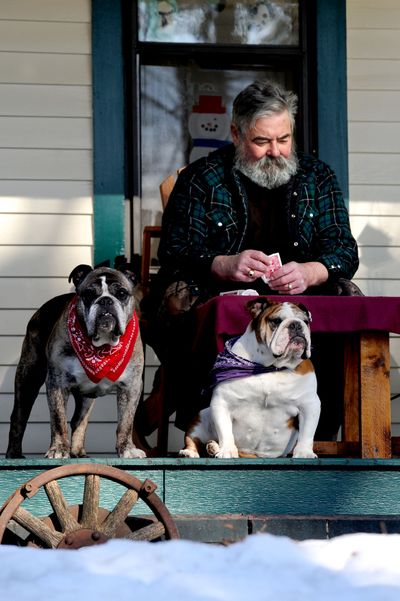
[188,91,231,163]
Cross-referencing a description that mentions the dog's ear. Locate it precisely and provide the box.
[114,255,139,288]
[68,264,93,288]
[297,302,312,323]
[118,267,139,288]
[245,296,272,319]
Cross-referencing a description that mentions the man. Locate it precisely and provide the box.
[142,79,359,440]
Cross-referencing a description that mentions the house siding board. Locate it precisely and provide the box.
[0,21,91,53]
[1,247,93,277]
[0,53,91,85]
[348,59,400,89]
[0,149,92,180]
[0,116,92,149]
[348,90,400,123]
[347,0,400,29]
[0,181,92,213]
[0,0,90,22]
[0,84,92,117]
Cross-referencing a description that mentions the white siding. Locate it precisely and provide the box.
[0,0,95,456]
[347,0,400,429]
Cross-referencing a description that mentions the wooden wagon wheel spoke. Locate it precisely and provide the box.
[99,489,139,538]
[80,474,100,529]
[12,507,64,548]
[44,480,80,533]
[5,519,42,547]
[125,521,165,541]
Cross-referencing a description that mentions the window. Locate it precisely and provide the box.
[138,1,299,45]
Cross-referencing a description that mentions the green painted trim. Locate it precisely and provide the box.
[316,0,349,203]
[93,195,125,264]
[92,0,126,266]
[2,457,400,468]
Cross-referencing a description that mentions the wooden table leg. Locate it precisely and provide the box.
[359,331,391,458]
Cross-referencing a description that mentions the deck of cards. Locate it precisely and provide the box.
[261,252,282,283]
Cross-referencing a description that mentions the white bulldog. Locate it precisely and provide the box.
[180,298,321,459]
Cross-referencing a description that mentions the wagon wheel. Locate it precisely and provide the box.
[0,463,179,548]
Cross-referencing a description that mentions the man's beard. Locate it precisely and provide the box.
[234,145,299,189]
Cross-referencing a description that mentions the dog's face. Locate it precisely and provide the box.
[70,265,137,348]
[246,297,312,364]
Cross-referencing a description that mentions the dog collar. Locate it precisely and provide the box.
[67,298,139,383]
[206,336,287,393]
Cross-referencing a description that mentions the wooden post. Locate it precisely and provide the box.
[360,331,391,458]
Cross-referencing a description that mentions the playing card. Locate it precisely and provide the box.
[261,252,282,283]
[219,289,259,296]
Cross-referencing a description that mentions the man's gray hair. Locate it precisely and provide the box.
[232,80,298,136]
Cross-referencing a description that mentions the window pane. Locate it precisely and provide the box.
[138,1,299,45]
[140,64,292,228]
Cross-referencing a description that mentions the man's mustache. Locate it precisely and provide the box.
[257,154,290,168]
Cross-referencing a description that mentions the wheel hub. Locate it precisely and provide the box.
[57,528,109,549]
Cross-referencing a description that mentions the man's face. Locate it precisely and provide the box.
[231,110,293,161]
[232,110,298,189]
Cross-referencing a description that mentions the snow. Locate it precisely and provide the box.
[1,532,400,600]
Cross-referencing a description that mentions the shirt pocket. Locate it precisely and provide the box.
[205,208,238,235]
[299,200,320,223]
[297,203,320,245]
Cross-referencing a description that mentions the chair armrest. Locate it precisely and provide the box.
[141,225,162,289]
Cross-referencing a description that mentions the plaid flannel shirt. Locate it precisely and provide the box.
[158,144,359,288]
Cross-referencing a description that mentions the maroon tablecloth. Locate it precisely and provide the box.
[194,295,400,356]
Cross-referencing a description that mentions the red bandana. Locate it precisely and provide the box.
[67,297,139,383]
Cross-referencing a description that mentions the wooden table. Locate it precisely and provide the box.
[194,295,400,459]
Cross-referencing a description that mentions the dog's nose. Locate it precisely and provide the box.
[98,296,113,307]
[289,321,303,334]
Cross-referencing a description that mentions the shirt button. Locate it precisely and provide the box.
[291,214,296,219]
[217,222,223,227]
[293,242,299,247]
[293,192,298,197]
[309,213,314,217]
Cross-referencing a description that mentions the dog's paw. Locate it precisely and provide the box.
[178,449,200,458]
[213,444,239,459]
[45,447,70,459]
[70,448,88,458]
[205,440,220,457]
[5,449,25,459]
[118,446,146,459]
[292,446,318,459]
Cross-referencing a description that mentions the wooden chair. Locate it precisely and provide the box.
[141,170,182,291]
[138,169,183,455]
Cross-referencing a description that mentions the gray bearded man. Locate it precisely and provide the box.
[140,79,360,444]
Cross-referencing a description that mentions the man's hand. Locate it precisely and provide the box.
[211,250,272,282]
[268,261,329,294]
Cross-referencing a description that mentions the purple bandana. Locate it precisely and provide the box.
[205,336,287,393]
